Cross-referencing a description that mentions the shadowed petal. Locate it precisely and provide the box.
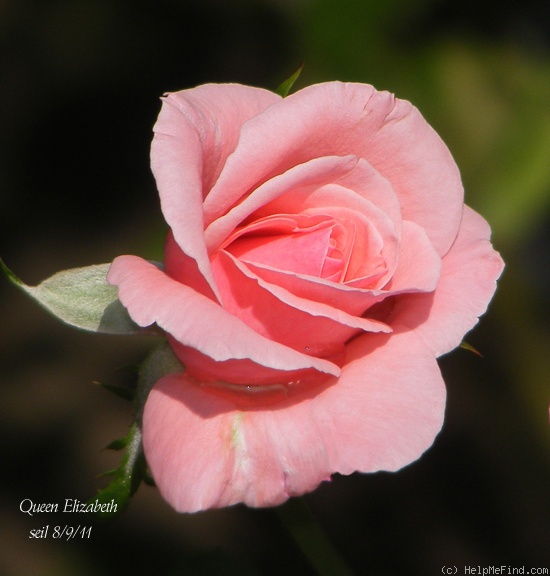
[142,329,445,512]
[143,373,333,511]
[212,250,391,357]
[107,255,340,382]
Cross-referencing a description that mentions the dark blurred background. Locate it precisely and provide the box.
[1,1,549,574]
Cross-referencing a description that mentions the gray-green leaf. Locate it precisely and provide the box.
[1,259,155,335]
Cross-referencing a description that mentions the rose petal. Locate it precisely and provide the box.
[311,329,446,473]
[335,158,402,235]
[142,330,444,512]
[247,261,387,315]
[258,183,400,285]
[107,255,340,382]
[203,82,463,255]
[152,84,280,299]
[204,154,359,253]
[225,213,336,277]
[212,250,391,357]
[390,206,505,356]
[164,230,217,301]
[385,220,441,293]
[143,372,333,511]
[243,221,440,316]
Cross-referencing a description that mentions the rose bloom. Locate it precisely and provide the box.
[108,82,504,512]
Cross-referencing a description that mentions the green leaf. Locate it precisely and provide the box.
[90,422,148,519]
[275,63,304,97]
[1,259,157,335]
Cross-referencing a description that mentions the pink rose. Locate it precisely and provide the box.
[107,82,504,512]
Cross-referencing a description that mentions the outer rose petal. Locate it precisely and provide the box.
[311,330,446,474]
[152,84,280,299]
[203,82,463,255]
[107,255,340,382]
[391,205,505,357]
[143,331,444,512]
[143,373,332,511]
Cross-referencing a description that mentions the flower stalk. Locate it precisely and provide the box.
[275,498,355,576]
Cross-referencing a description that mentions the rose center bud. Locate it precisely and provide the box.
[203,212,358,403]
[224,213,351,281]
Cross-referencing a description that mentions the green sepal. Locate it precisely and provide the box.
[89,422,147,519]
[143,473,156,487]
[1,259,159,335]
[460,341,483,357]
[91,342,183,517]
[134,341,184,421]
[275,63,304,97]
[105,437,128,451]
[97,381,135,402]
[96,467,118,478]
